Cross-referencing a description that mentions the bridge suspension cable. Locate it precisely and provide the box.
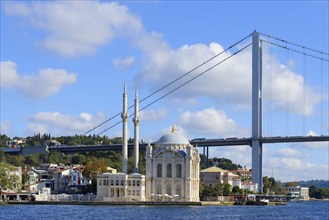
[97,43,252,136]
[83,33,253,136]
[259,32,329,57]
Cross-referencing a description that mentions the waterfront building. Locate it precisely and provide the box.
[145,126,200,202]
[283,186,309,200]
[200,166,239,187]
[97,82,200,202]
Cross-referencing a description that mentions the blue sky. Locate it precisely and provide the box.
[1,1,328,182]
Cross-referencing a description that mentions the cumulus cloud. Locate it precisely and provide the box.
[113,56,135,69]
[0,121,12,135]
[4,1,143,57]
[0,61,77,99]
[265,157,329,181]
[177,107,245,138]
[135,40,322,116]
[27,111,106,136]
[140,108,168,121]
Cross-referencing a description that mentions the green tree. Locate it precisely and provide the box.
[232,186,244,194]
[83,158,108,194]
[71,154,86,165]
[0,150,5,162]
[25,154,41,167]
[48,150,66,164]
[0,162,21,190]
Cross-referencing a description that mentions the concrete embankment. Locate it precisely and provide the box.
[7,201,202,206]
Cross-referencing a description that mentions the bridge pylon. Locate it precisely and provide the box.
[251,31,263,193]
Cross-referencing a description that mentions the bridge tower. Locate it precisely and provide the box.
[251,31,263,193]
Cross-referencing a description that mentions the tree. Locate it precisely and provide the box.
[83,158,108,194]
[0,162,21,190]
[48,150,66,164]
[71,154,86,165]
[232,186,244,194]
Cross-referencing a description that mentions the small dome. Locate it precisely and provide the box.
[157,132,189,145]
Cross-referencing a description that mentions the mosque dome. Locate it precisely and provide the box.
[157,126,189,145]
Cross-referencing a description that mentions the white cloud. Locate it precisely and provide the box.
[140,108,168,121]
[27,111,106,136]
[265,157,329,181]
[0,61,77,99]
[178,107,244,138]
[113,56,135,69]
[135,39,321,116]
[0,121,12,135]
[4,1,143,57]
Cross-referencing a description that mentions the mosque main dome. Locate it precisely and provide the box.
[157,127,189,145]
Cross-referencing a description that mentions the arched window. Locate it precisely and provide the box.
[176,164,182,178]
[176,184,181,196]
[166,184,172,195]
[156,184,162,194]
[157,164,162,177]
[167,163,172,177]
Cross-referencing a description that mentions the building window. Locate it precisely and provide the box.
[166,184,172,196]
[176,184,181,196]
[128,180,131,186]
[116,180,119,186]
[121,180,124,186]
[176,164,182,178]
[103,179,106,185]
[157,164,162,177]
[137,180,140,186]
[111,180,114,186]
[167,164,172,177]
[133,180,136,186]
[99,179,102,186]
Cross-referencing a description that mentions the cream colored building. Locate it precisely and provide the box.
[145,128,200,202]
[97,173,145,202]
[200,166,239,187]
[97,83,200,202]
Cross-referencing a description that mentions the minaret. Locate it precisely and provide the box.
[133,89,140,173]
[121,81,128,174]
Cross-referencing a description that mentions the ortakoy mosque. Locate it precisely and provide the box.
[97,83,200,202]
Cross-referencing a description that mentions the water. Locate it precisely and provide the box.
[0,201,328,220]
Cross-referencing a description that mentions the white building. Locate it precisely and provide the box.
[285,186,309,200]
[145,127,200,202]
[97,82,200,202]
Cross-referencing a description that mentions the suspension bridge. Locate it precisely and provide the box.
[2,31,328,193]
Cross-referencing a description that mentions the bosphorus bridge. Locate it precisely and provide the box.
[3,31,329,193]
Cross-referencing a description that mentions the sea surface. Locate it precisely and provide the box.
[0,201,328,220]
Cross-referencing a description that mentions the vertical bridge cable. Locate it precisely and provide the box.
[303,49,306,135]
[320,56,323,134]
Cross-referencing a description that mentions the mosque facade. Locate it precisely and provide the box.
[97,83,200,202]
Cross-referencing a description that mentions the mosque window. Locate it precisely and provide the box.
[176,164,182,178]
[176,184,181,196]
[166,184,172,195]
[157,164,162,177]
[167,164,172,177]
